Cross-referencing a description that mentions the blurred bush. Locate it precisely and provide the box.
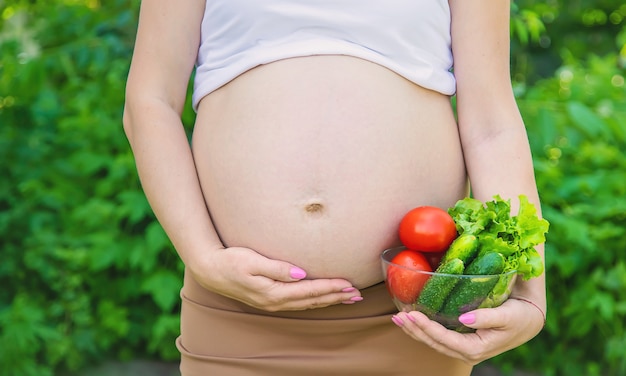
[491,55,626,376]
[511,0,626,83]
[0,1,189,375]
[0,1,624,376]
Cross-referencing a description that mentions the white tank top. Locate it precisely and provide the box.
[192,0,455,110]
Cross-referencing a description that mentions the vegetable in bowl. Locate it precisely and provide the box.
[383,195,549,331]
[447,194,548,282]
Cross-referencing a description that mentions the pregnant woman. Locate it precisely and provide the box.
[123,1,547,375]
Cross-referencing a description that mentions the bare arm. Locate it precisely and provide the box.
[451,0,546,312]
[123,0,221,268]
[123,0,360,310]
[394,0,546,363]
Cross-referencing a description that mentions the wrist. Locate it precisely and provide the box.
[183,242,224,273]
[510,296,546,327]
[510,274,547,326]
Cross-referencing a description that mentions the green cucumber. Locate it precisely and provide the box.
[440,252,506,320]
[464,251,506,275]
[441,234,479,265]
[416,258,465,316]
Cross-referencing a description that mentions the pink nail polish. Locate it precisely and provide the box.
[350,296,363,302]
[290,267,306,279]
[342,287,356,292]
[458,313,476,325]
[406,314,416,323]
[392,315,404,326]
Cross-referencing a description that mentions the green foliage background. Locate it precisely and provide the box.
[1,1,625,375]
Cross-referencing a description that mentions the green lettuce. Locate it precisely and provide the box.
[448,195,549,280]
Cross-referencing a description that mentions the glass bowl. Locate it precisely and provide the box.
[381,247,517,332]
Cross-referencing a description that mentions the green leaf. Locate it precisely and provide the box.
[515,195,550,249]
[140,270,182,311]
[448,197,492,234]
[566,101,609,139]
[478,235,518,258]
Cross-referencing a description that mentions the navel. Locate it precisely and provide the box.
[304,202,324,214]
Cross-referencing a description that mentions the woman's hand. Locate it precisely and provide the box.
[391,297,545,365]
[188,246,363,312]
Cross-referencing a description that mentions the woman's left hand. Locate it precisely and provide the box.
[392,298,545,365]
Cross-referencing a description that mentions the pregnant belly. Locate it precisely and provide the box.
[192,56,468,288]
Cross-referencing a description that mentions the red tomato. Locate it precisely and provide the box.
[386,250,433,304]
[398,206,458,252]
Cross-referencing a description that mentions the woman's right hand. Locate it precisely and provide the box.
[188,246,363,311]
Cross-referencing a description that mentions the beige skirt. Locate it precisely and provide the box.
[177,270,472,376]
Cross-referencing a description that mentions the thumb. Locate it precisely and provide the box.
[458,307,507,330]
[258,258,307,282]
[286,265,307,281]
[236,247,307,282]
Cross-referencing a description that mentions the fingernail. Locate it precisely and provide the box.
[392,315,404,326]
[342,287,356,292]
[406,314,416,323]
[350,296,363,302]
[342,300,356,305]
[458,313,476,325]
[289,267,306,279]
